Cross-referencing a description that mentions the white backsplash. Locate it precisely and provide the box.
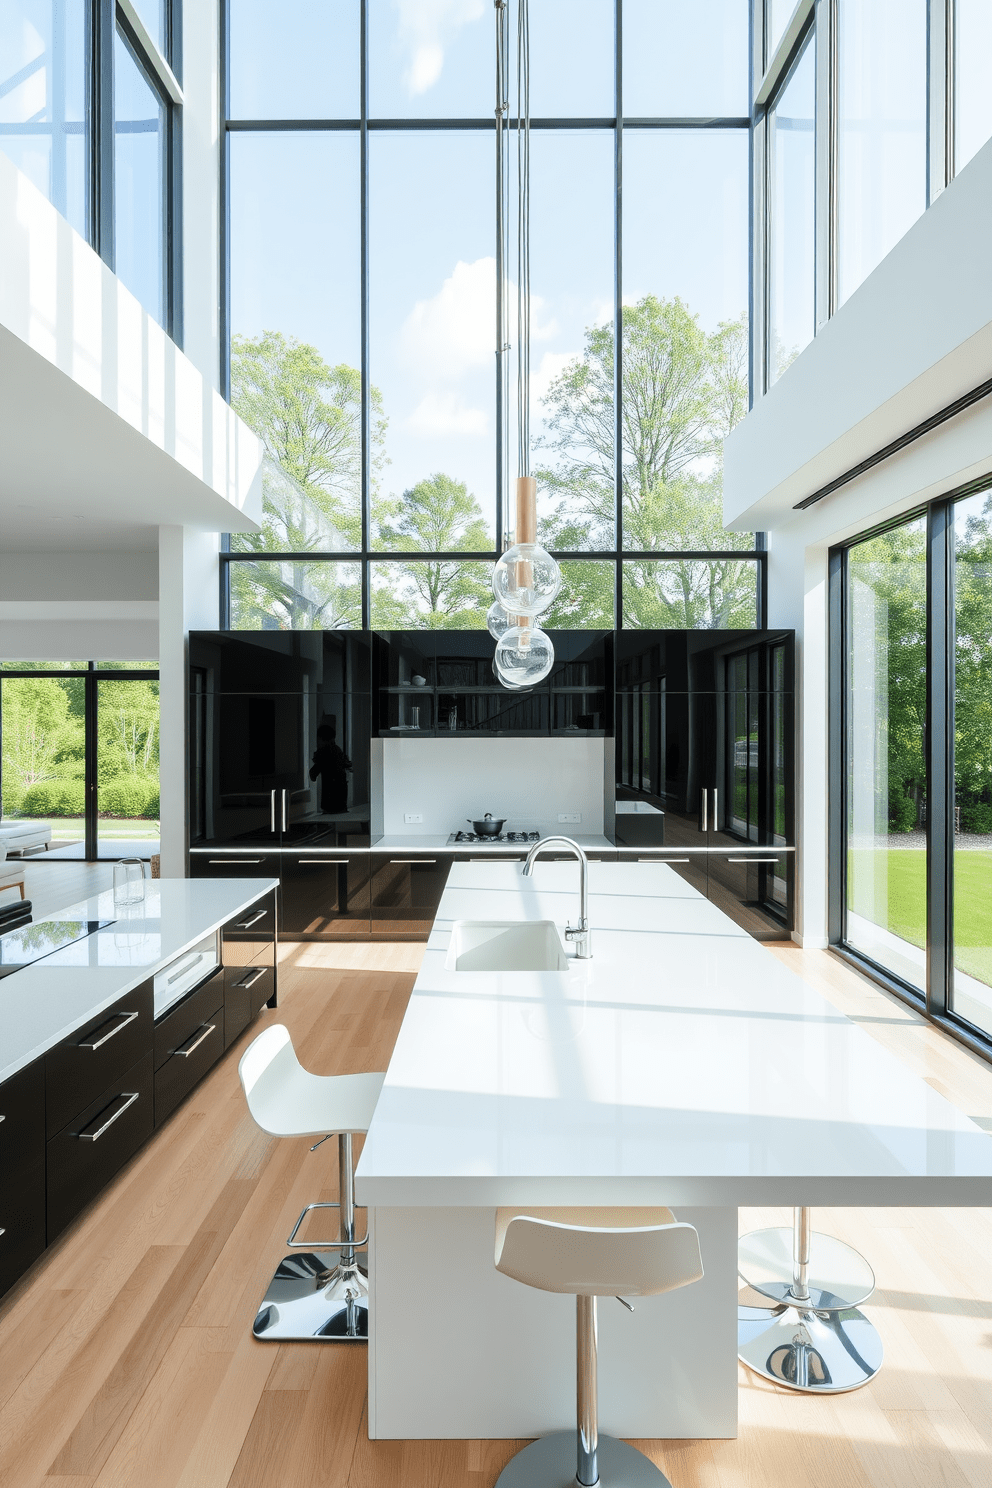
[380,737,606,836]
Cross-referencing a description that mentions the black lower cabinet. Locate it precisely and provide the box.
[154,972,226,1125]
[220,891,278,1045]
[280,853,371,938]
[0,1061,46,1296]
[46,980,154,1137]
[618,849,793,940]
[370,853,453,936]
[47,1053,155,1243]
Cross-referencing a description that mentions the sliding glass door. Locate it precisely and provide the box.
[835,483,992,1055]
[951,494,992,1037]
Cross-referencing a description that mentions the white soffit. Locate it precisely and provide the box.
[0,153,263,550]
[723,136,992,531]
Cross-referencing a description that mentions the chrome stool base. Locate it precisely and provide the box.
[494,1431,671,1487]
[252,1251,369,1341]
[738,1224,875,1311]
[738,1303,883,1393]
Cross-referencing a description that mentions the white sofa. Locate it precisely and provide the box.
[0,845,26,899]
[0,822,52,856]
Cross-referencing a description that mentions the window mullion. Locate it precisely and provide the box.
[925,500,955,1019]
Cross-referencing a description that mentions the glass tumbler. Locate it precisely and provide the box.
[113,858,146,906]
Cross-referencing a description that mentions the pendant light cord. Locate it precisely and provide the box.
[516,0,530,481]
[495,0,510,543]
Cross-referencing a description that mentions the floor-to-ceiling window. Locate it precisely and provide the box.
[0,662,160,862]
[222,0,762,632]
[834,481,992,1055]
[0,0,182,334]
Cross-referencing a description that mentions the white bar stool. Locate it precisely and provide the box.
[238,1024,385,1342]
[737,1207,883,1391]
[493,1206,704,1487]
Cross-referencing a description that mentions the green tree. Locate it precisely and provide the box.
[97,679,160,781]
[1,678,84,813]
[230,331,389,551]
[954,493,992,830]
[535,296,754,627]
[372,473,493,629]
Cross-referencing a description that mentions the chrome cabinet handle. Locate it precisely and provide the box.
[699,790,708,833]
[78,1091,139,1142]
[270,790,276,833]
[235,908,267,929]
[281,789,288,832]
[234,967,267,989]
[711,787,718,824]
[639,857,689,863]
[175,1024,217,1059]
[389,859,436,864]
[77,1010,139,1051]
[727,857,779,864]
[0,1227,5,1238]
[299,859,347,865]
[0,1114,5,1124]
[210,858,264,864]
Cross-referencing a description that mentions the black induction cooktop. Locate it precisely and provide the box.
[0,919,114,979]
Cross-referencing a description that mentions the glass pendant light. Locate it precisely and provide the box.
[487,600,512,640]
[491,0,564,691]
[494,622,555,687]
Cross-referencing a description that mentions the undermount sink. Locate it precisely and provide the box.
[445,920,570,972]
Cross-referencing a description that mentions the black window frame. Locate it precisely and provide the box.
[829,471,992,1064]
[219,0,765,633]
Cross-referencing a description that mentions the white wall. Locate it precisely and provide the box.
[182,0,222,390]
[380,738,607,837]
[0,551,159,658]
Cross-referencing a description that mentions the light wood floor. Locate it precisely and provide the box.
[0,858,113,920]
[0,940,989,1487]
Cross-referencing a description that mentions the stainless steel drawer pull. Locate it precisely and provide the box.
[234,967,267,989]
[727,857,780,864]
[0,1114,5,1124]
[78,1091,139,1142]
[640,857,689,863]
[235,908,267,929]
[299,860,347,865]
[167,952,205,985]
[78,1010,139,1051]
[175,1024,217,1059]
[0,1228,5,1238]
[389,859,436,864]
[210,859,263,864]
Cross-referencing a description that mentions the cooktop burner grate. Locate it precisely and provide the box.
[447,829,541,845]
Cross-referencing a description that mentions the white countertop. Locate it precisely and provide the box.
[357,861,992,1207]
[0,878,278,1085]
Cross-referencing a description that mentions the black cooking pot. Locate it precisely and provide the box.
[468,813,506,837]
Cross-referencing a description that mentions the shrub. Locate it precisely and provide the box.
[961,801,992,835]
[99,776,156,818]
[143,786,160,819]
[889,791,918,833]
[21,779,86,816]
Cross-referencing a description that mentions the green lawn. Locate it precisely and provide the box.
[849,848,992,986]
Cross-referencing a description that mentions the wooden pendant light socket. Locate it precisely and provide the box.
[514,476,537,545]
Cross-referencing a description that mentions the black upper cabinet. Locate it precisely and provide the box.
[189,632,371,694]
[614,630,795,851]
[373,630,610,737]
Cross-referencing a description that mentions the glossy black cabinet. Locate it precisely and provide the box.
[617,848,794,941]
[220,889,278,1046]
[280,853,372,938]
[46,980,154,1137]
[374,630,611,738]
[189,631,371,694]
[0,1061,46,1297]
[370,852,454,936]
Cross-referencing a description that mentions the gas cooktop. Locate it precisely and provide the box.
[447,829,541,845]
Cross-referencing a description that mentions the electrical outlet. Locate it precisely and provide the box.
[404,813,424,824]
[558,813,581,823]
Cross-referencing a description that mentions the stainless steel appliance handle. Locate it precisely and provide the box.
[639,857,689,863]
[77,1010,139,1051]
[235,908,267,929]
[234,967,267,989]
[175,1024,217,1059]
[711,787,718,825]
[699,790,708,833]
[78,1091,139,1142]
[727,857,779,864]
[167,952,205,985]
[281,789,288,832]
[389,859,436,864]
[270,790,276,833]
[299,860,347,865]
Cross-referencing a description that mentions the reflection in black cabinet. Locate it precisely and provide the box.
[370,853,453,936]
[189,631,371,694]
[0,1060,46,1297]
[617,849,793,941]
[280,854,371,938]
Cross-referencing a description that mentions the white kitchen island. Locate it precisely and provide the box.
[356,859,992,1440]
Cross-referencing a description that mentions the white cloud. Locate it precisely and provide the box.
[396,0,484,97]
[401,257,495,376]
[405,391,488,437]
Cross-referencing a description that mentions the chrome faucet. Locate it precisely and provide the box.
[522,835,592,959]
